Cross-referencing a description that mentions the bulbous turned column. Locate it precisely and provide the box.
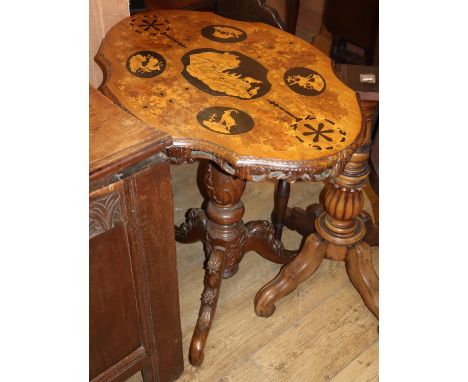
[200,160,247,277]
[315,148,369,246]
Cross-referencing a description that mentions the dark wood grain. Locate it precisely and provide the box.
[271,180,290,240]
[124,161,184,382]
[90,210,141,379]
[90,87,183,382]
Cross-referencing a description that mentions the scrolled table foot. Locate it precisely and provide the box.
[175,208,207,243]
[244,220,297,264]
[254,233,327,317]
[189,335,205,367]
[346,241,379,318]
[189,247,226,366]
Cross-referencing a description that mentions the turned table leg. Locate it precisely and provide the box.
[254,233,326,317]
[346,241,379,318]
[190,246,226,366]
[271,180,290,240]
[255,144,379,319]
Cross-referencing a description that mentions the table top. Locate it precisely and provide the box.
[97,10,364,181]
[90,86,172,182]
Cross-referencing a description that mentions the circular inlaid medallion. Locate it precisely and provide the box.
[129,14,170,36]
[181,48,271,100]
[284,67,326,96]
[201,25,247,43]
[290,116,346,150]
[197,107,254,135]
[126,51,167,78]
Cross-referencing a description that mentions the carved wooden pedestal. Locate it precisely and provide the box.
[255,145,379,320]
[176,160,296,366]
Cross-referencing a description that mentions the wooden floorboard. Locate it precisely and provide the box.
[126,163,379,382]
[330,341,379,382]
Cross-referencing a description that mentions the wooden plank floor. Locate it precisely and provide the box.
[128,163,379,382]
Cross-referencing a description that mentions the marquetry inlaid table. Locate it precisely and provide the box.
[97,10,378,367]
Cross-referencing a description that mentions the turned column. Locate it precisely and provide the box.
[271,180,290,240]
[315,148,368,247]
[189,161,246,366]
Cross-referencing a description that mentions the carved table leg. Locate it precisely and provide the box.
[244,220,297,264]
[255,144,379,320]
[254,233,327,317]
[189,247,226,366]
[175,208,207,244]
[346,241,379,318]
[271,180,290,240]
[283,202,324,237]
[188,161,247,366]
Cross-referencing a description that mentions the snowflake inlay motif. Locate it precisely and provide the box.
[302,122,334,143]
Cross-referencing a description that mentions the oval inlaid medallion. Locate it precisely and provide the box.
[181,48,271,100]
[197,107,254,135]
[284,67,326,96]
[201,25,247,43]
[126,51,167,78]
